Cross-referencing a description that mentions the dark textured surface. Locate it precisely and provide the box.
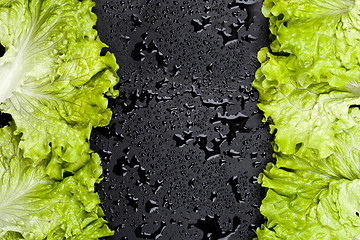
[91,0,271,239]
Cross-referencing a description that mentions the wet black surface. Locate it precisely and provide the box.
[91,0,271,239]
[0,43,5,57]
[0,112,11,128]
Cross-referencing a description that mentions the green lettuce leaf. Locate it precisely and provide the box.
[0,124,113,239]
[263,0,360,86]
[254,48,360,158]
[254,48,360,239]
[257,126,360,239]
[0,0,119,179]
[255,0,360,239]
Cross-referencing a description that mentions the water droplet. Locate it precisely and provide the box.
[225,149,241,158]
[126,193,139,212]
[194,134,226,160]
[170,64,182,77]
[227,0,258,29]
[131,14,142,27]
[252,161,261,168]
[206,63,213,73]
[188,215,241,240]
[249,176,258,184]
[156,51,167,67]
[204,5,211,13]
[242,34,257,42]
[248,223,257,233]
[145,200,159,213]
[135,221,166,239]
[151,180,164,194]
[226,176,244,203]
[136,166,151,186]
[173,131,194,147]
[188,178,196,188]
[155,78,169,89]
[217,19,244,46]
[219,158,226,166]
[162,196,173,210]
[193,206,200,212]
[201,98,232,111]
[185,85,202,98]
[131,37,168,67]
[250,152,258,159]
[147,40,158,53]
[191,16,212,32]
[131,41,147,61]
[209,191,217,202]
[210,112,250,143]
[184,103,195,110]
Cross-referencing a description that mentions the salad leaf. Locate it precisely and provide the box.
[0,0,119,238]
[257,126,360,239]
[0,124,113,239]
[255,0,360,239]
[0,0,119,179]
[253,48,360,158]
[263,0,360,87]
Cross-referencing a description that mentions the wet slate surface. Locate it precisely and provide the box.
[91,0,271,239]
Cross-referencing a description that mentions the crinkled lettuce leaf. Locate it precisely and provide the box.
[263,0,360,86]
[254,48,360,158]
[255,0,360,239]
[0,0,118,238]
[0,124,113,239]
[0,0,119,179]
[257,126,360,239]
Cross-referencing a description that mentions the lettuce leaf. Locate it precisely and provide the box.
[253,48,360,158]
[0,0,118,238]
[258,126,360,239]
[255,0,360,239]
[263,0,360,87]
[0,124,113,239]
[0,0,119,179]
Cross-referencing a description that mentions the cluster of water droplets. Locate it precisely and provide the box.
[91,0,271,239]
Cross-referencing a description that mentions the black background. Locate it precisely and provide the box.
[91,0,272,239]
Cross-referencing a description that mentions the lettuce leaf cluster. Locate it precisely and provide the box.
[0,0,118,238]
[254,0,360,239]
